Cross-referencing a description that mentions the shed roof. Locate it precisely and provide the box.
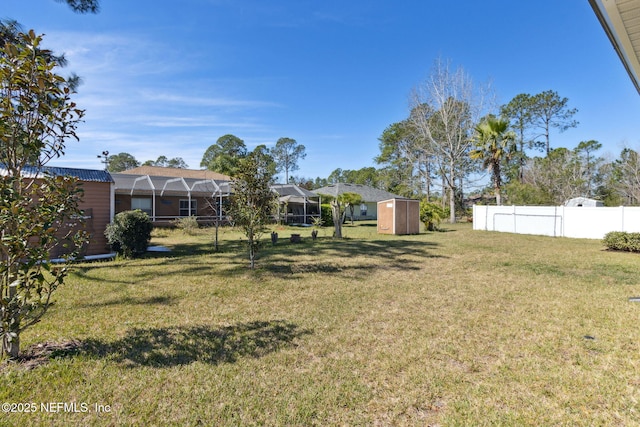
[0,165,113,182]
[314,183,406,203]
[564,197,604,207]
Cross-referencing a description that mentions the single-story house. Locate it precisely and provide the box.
[272,183,321,224]
[113,167,320,225]
[314,183,407,220]
[1,165,114,257]
[112,172,231,225]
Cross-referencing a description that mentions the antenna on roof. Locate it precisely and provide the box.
[97,150,109,170]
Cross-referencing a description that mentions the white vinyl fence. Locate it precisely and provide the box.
[473,205,640,239]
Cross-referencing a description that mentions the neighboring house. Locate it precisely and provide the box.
[113,168,320,225]
[272,183,320,224]
[314,183,407,220]
[112,172,231,225]
[0,165,114,257]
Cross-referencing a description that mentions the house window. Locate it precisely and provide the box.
[179,199,197,216]
[360,203,368,217]
[131,197,152,215]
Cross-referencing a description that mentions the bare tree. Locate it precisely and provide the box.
[612,148,640,205]
[408,58,489,223]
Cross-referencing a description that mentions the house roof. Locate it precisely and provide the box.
[271,183,319,204]
[271,183,318,198]
[123,166,231,181]
[113,173,319,204]
[314,183,406,203]
[0,165,113,182]
[112,173,231,196]
[590,0,640,94]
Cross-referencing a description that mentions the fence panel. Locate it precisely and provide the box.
[473,205,640,239]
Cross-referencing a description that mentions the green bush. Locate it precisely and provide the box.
[603,231,640,252]
[420,201,445,231]
[320,204,334,227]
[173,215,199,235]
[105,210,153,258]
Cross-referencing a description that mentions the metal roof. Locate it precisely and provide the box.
[590,0,640,94]
[0,165,113,182]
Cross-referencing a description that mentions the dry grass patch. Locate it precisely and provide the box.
[1,223,640,425]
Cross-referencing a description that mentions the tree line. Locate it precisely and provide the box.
[107,135,307,183]
[298,60,638,223]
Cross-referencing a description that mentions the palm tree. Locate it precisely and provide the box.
[470,116,516,205]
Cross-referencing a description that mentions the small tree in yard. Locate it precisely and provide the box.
[338,192,363,225]
[228,152,277,269]
[1,31,87,358]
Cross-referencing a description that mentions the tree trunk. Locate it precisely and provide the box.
[494,165,502,206]
[449,159,456,223]
[248,231,255,269]
[2,283,20,359]
[331,200,342,238]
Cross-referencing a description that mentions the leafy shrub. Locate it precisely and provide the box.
[311,216,324,228]
[105,210,153,258]
[320,204,334,227]
[420,201,445,231]
[173,216,199,235]
[603,231,640,252]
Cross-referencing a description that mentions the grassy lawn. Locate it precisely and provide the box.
[2,221,640,426]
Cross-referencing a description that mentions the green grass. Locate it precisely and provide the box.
[2,222,640,426]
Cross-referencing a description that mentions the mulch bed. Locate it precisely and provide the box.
[0,339,85,371]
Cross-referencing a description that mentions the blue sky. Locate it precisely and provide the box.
[4,0,640,183]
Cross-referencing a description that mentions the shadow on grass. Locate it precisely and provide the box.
[78,295,178,308]
[71,229,445,282]
[256,237,443,278]
[80,320,311,368]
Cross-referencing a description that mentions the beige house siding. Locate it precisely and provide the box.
[80,181,113,256]
[51,180,113,258]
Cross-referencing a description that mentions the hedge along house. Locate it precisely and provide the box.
[272,183,321,224]
[314,183,407,220]
[0,165,115,258]
[111,172,231,226]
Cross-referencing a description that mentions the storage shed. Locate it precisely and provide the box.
[377,198,420,235]
[564,197,604,207]
[1,165,114,257]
